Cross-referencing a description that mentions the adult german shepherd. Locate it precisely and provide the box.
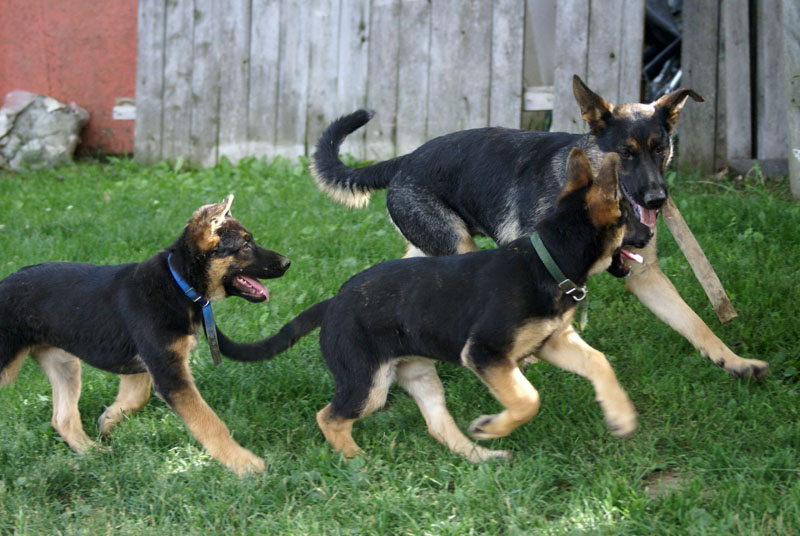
[0,196,290,475]
[310,75,769,380]
[220,149,652,461]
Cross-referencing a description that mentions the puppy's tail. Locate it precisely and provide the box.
[310,109,404,208]
[217,299,331,362]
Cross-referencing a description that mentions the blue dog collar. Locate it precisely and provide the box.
[167,253,222,366]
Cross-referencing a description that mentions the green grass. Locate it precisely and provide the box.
[0,156,798,535]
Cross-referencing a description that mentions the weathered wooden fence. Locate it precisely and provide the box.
[134,0,525,166]
[678,0,796,185]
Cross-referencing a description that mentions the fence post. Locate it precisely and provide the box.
[783,0,800,199]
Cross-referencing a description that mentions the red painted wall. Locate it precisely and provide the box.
[0,0,138,154]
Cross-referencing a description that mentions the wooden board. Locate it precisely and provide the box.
[396,0,432,155]
[678,0,720,171]
[552,0,589,133]
[305,0,342,160]
[782,0,800,198]
[275,0,310,160]
[247,0,281,159]
[661,197,738,324]
[133,0,165,164]
[755,0,788,161]
[489,0,524,128]
[337,0,371,160]
[365,0,401,160]
[217,0,252,163]
[161,0,193,162]
[189,0,221,167]
[427,0,493,138]
[722,0,752,161]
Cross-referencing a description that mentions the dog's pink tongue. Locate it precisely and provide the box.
[640,206,659,227]
[236,275,269,301]
[620,249,644,264]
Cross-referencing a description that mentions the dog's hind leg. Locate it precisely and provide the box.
[388,185,477,257]
[462,343,542,441]
[31,346,98,453]
[317,360,396,458]
[97,372,152,436]
[626,235,769,379]
[0,348,27,387]
[537,326,637,437]
[396,358,512,462]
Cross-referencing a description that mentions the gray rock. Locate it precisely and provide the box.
[0,91,89,170]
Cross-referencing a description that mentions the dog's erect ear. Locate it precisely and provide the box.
[573,75,614,135]
[586,153,622,226]
[592,153,621,198]
[206,194,234,234]
[652,88,704,133]
[186,194,235,251]
[559,147,593,201]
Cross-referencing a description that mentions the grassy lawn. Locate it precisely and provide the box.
[0,156,798,535]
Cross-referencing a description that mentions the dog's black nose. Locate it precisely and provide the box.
[643,189,667,209]
[281,257,291,270]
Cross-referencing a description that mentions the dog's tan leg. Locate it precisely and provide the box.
[157,336,264,476]
[0,349,27,387]
[316,361,396,458]
[396,358,512,462]
[537,326,637,437]
[627,232,769,378]
[167,380,265,476]
[316,404,363,458]
[97,372,152,436]
[32,346,98,453]
[462,351,541,440]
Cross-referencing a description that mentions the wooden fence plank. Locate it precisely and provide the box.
[133,0,165,164]
[218,0,252,163]
[337,0,370,160]
[586,0,624,102]
[428,0,493,138]
[552,0,589,133]
[755,0,788,161]
[275,0,310,160]
[617,0,645,103]
[490,0,524,127]
[396,0,431,155]
[189,0,221,167]
[247,0,281,159]
[782,0,800,198]
[365,0,401,160]
[306,0,342,162]
[161,0,193,162]
[722,0,752,161]
[678,0,719,171]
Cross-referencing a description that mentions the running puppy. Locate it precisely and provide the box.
[221,149,651,461]
[311,75,768,380]
[0,196,290,475]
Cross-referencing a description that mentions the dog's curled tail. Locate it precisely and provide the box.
[310,109,403,208]
[217,299,331,362]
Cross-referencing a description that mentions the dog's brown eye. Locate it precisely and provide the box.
[620,149,632,159]
[654,146,664,154]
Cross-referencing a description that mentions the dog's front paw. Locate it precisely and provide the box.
[721,357,770,380]
[468,414,505,440]
[226,448,266,477]
[605,411,637,438]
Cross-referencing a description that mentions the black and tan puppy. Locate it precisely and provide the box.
[0,195,290,475]
[221,149,651,462]
[311,75,769,380]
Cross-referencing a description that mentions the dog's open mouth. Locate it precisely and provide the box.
[620,248,644,267]
[622,184,659,228]
[232,275,270,301]
[610,247,645,277]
